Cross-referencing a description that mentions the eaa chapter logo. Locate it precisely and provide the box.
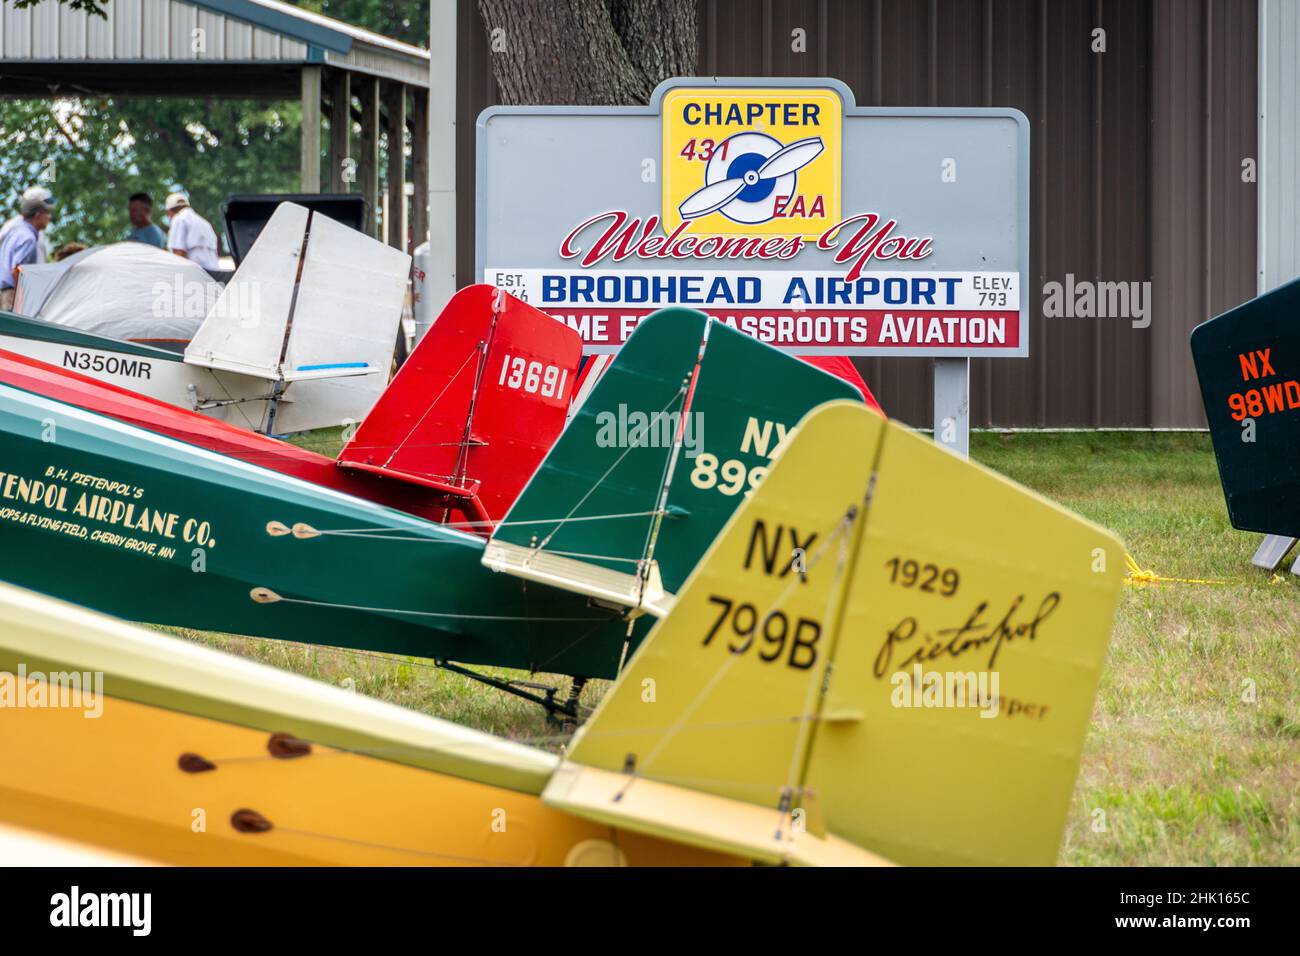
[661,87,841,239]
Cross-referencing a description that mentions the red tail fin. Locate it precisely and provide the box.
[337,286,581,526]
[798,354,884,414]
[572,351,884,419]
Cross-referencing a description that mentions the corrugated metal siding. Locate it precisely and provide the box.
[1260,0,1300,291]
[59,4,87,59]
[30,2,56,57]
[323,44,428,87]
[456,0,1259,427]
[1,5,27,58]
[141,0,168,57]
[1150,0,1258,427]
[87,2,114,58]
[0,0,423,86]
[196,10,222,58]
[0,5,332,77]
[114,0,144,59]
[226,12,254,58]
[0,0,273,60]
[169,0,196,59]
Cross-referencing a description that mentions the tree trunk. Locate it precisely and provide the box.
[477,0,699,106]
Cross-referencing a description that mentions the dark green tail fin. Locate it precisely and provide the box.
[482,309,861,615]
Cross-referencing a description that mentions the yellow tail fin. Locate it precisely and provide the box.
[548,401,1124,866]
[807,421,1123,864]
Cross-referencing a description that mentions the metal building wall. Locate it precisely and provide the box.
[0,0,306,61]
[0,1,430,89]
[456,0,1259,427]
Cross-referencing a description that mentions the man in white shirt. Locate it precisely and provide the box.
[0,186,54,265]
[164,193,220,272]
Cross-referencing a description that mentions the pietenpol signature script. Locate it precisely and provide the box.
[872,592,1062,678]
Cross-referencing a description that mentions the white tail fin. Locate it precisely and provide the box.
[184,203,410,388]
[282,209,409,382]
[184,202,305,378]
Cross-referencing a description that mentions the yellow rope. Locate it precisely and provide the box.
[1123,553,1230,587]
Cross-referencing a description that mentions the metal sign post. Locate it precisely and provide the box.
[933,357,971,458]
[1252,534,1298,570]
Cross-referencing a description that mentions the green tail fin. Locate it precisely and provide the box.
[482,309,861,615]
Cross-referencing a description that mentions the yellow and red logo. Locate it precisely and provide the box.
[661,86,842,239]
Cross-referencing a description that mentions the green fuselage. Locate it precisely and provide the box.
[0,383,636,678]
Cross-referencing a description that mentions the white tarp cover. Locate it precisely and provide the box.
[12,248,96,316]
[15,242,218,345]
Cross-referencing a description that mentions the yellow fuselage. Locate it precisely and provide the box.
[1,677,738,867]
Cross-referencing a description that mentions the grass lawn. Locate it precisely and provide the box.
[175,429,1298,866]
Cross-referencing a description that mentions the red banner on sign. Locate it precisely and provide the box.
[542,308,1020,351]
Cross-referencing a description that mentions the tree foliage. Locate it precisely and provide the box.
[0,0,696,247]
[0,98,301,248]
[297,0,427,47]
[13,0,106,18]
[0,0,431,245]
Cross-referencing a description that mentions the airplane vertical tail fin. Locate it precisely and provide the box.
[280,209,409,383]
[336,286,582,526]
[182,202,410,434]
[544,401,1124,866]
[183,202,305,379]
[482,309,863,613]
[1190,277,1300,538]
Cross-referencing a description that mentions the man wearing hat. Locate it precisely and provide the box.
[0,191,54,312]
[163,192,220,272]
[0,186,54,266]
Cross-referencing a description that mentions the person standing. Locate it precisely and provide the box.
[164,192,220,271]
[0,186,54,265]
[124,192,167,248]
[0,192,54,311]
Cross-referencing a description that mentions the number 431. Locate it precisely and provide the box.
[679,138,729,162]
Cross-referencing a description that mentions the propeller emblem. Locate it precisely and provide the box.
[677,134,825,223]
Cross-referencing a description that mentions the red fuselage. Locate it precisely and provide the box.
[0,349,472,528]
